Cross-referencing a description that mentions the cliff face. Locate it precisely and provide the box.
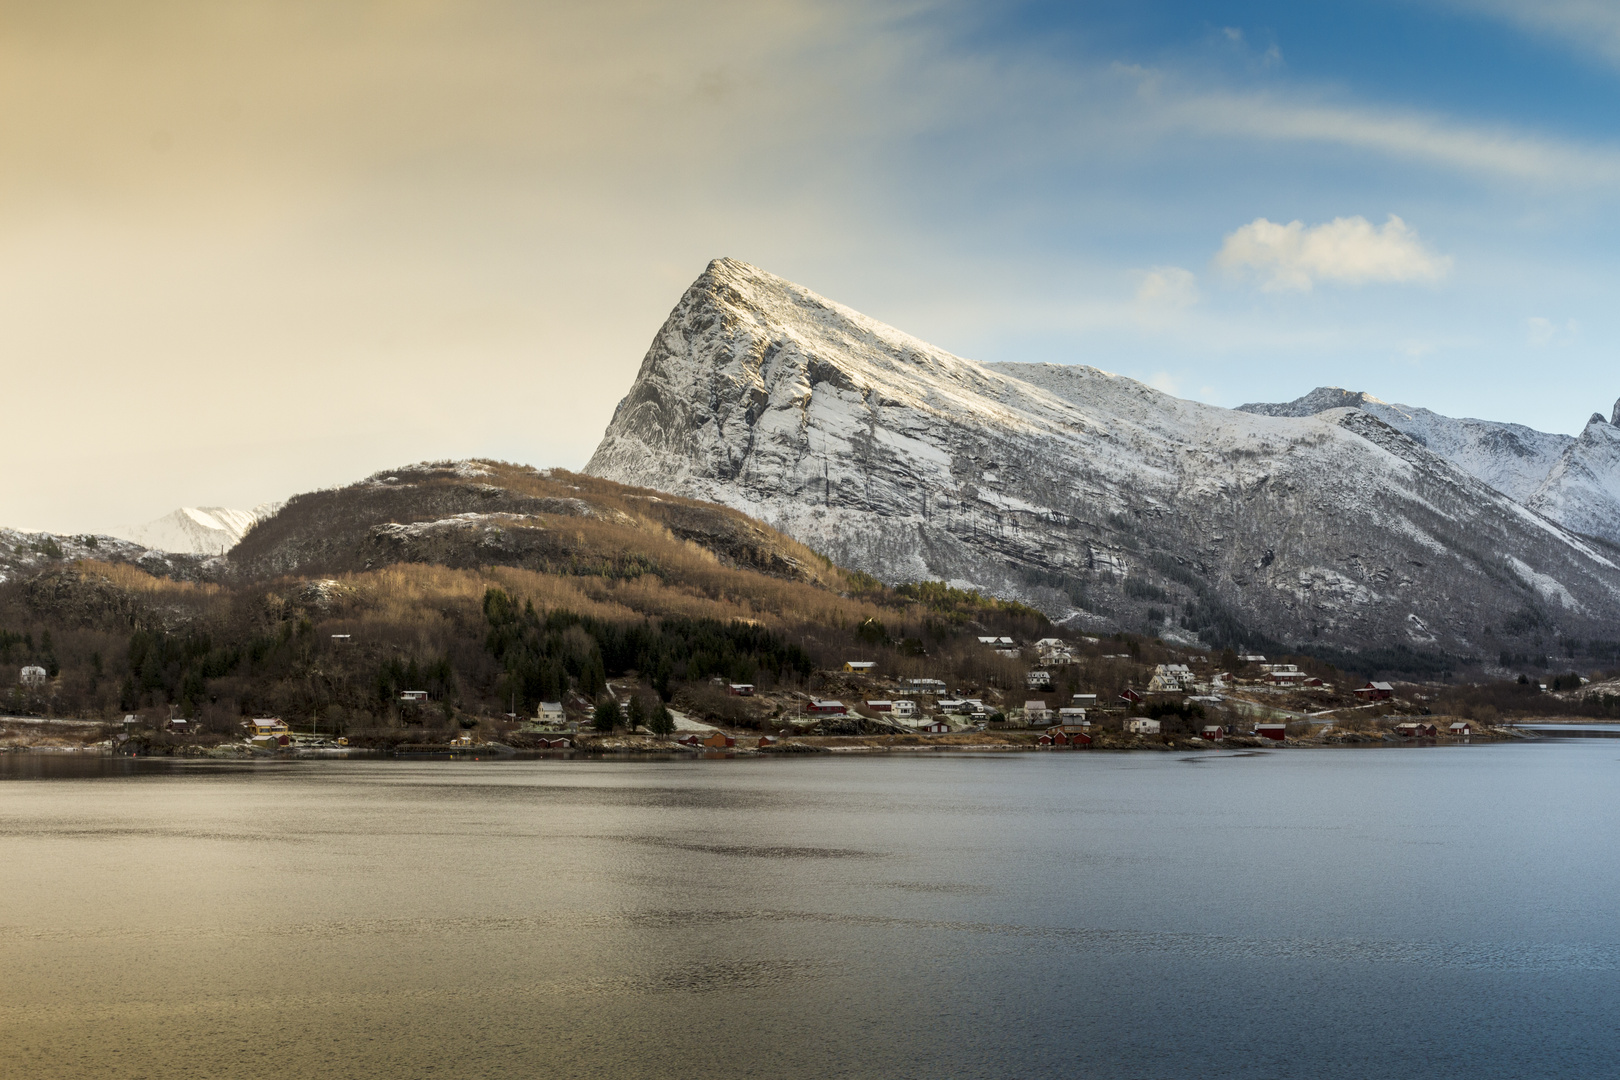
[587,258,1620,661]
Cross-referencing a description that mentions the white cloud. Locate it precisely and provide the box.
[1153,87,1620,187]
[1527,316,1580,347]
[1135,265,1200,308]
[1445,1,1620,67]
[1148,372,1183,395]
[1215,214,1453,292]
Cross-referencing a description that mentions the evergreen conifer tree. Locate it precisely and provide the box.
[593,698,621,733]
[649,700,675,737]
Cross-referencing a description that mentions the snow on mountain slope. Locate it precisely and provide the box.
[1529,413,1620,546]
[1237,388,1572,505]
[122,503,283,556]
[586,258,1620,662]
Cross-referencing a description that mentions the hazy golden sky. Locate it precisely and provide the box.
[7,1,1620,534]
[4,0,939,532]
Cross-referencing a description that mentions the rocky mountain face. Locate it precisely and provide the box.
[1239,388,1620,546]
[586,257,1620,667]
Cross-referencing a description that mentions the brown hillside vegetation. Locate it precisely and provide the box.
[0,460,1056,735]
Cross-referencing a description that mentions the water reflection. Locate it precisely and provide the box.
[2,745,1618,1079]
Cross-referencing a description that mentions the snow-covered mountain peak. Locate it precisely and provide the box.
[587,259,1620,660]
[121,502,283,556]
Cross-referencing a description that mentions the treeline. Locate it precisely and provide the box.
[482,588,814,713]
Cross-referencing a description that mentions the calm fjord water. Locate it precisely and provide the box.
[2,744,1617,1079]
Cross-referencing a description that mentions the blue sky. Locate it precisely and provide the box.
[4,0,1620,531]
[797,0,1620,427]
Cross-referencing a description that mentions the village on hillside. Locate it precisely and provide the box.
[4,626,1580,755]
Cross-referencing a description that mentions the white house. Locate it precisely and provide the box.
[1147,664,1192,692]
[1026,670,1052,688]
[536,702,565,726]
[1023,700,1053,723]
[1125,717,1162,735]
[890,699,918,719]
[400,690,429,702]
[19,665,47,687]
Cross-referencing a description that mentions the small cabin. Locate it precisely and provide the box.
[1125,717,1161,735]
[919,719,950,734]
[807,700,847,715]
[700,732,737,748]
[1449,721,1473,736]
[1353,681,1394,701]
[864,700,894,712]
[758,735,777,748]
[1199,724,1227,741]
[1255,723,1287,741]
[400,690,429,703]
[1024,700,1053,723]
[18,665,47,687]
[545,737,572,749]
[843,661,876,674]
[676,734,703,747]
[728,683,755,696]
[1120,689,1144,704]
[166,717,190,733]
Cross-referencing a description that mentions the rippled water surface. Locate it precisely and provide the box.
[3,743,1618,1079]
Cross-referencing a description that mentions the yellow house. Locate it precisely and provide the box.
[248,718,289,736]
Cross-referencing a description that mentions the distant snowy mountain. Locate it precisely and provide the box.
[585,258,1620,663]
[1529,414,1620,545]
[1238,389,1620,546]
[122,503,282,556]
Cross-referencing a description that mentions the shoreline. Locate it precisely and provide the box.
[0,718,1558,759]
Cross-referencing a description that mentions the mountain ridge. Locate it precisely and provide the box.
[1238,386,1620,544]
[586,257,1620,667]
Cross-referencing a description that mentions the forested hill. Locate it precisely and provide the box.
[0,460,1051,735]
